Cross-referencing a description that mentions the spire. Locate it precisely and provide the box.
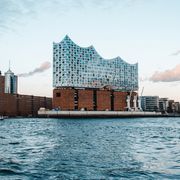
[9,60,11,70]
[6,60,13,74]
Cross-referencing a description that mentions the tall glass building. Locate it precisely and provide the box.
[53,35,138,91]
[4,69,18,94]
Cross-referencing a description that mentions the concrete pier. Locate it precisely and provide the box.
[38,109,163,118]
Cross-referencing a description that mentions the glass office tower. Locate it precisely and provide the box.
[4,69,18,94]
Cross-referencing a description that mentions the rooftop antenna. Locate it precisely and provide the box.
[9,60,11,70]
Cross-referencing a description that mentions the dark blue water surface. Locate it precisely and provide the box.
[0,118,180,180]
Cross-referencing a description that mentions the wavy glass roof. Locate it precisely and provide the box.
[53,35,138,91]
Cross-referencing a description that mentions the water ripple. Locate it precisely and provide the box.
[0,117,179,179]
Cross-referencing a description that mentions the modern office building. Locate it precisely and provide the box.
[4,68,18,94]
[141,96,159,112]
[0,71,5,94]
[53,35,138,91]
[53,35,139,111]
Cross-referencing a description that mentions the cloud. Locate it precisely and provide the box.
[18,61,51,77]
[150,64,180,82]
[0,0,76,32]
[171,50,180,56]
[0,0,140,33]
[0,0,40,33]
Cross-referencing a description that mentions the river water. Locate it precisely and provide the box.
[0,117,179,179]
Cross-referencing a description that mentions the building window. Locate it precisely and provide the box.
[56,92,61,97]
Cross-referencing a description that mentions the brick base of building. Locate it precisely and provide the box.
[53,88,137,111]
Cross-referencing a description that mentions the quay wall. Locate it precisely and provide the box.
[38,110,163,118]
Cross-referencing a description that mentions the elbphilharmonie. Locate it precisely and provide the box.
[53,35,138,91]
[53,35,139,111]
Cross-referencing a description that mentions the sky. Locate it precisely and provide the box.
[0,0,180,100]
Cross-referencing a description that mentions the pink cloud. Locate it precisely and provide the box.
[150,64,180,82]
[171,50,180,56]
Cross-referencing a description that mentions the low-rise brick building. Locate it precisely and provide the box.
[0,73,52,117]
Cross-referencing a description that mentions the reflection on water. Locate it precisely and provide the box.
[0,118,180,179]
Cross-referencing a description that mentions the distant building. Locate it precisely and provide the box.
[0,71,5,94]
[4,69,18,94]
[167,100,175,113]
[141,96,159,112]
[174,102,180,113]
[159,98,169,112]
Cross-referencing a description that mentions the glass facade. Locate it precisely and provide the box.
[53,35,138,91]
[4,69,18,94]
